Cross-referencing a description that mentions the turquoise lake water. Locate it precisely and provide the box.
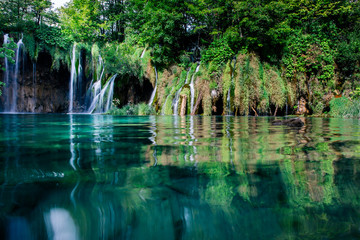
[0,114,360,239]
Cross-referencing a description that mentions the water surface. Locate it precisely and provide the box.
[1,114,360,239]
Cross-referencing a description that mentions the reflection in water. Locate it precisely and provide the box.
[189,116,196,163]
[149,115,158,166]
[45,208,79,240]
[0,115,360,239]
[69,114,77,170]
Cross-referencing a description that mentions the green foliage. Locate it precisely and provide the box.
[202,37,234,67]
[162,95,174,115]
[329,97,360,118]
[209,81,218,90]
[350,87,360,100]
[60,0,105,42]
[0,81,4,96]
[0,0,70,61]
[1,0,360,116]
[283,32,336,113]
[0,36,16,96]
[35,25,70,49]
[101,42,142,78]
[336,28,360,78]
[284,33,335,85]
[106,103,155,116]
[0,37,17,67]
[179,53,191,69]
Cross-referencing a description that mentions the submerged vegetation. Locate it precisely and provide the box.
[1,0,360,116]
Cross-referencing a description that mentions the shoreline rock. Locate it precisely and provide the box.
[272,118,304,127]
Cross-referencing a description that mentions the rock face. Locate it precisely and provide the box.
[272,118,305,127]
[296,97,309,115]
[0,51,69,113]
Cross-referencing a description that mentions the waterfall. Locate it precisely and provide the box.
[226,59,236,115]
[140,48,146,58]
[68,44,77,113]
[190,64,200,114]
[172,69,190,115]
[11,38,24,112]
[226,88,231,114]
[77,51,83,107]
[87,74,117,113]
[172,88,182,115]
[2,34,10,112]
[161,94,171,115]
[68,50,115,114]
[86,55,104,107]
[2,35,24,113]
[33,63,36,112]
[148,67,158,106]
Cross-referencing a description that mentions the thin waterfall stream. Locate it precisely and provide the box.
[148,67,158,106]
[190,64,200,114]
[172,69,191,115]
[226,58,236,115]
[68,44,77,113]
[33,63,36,112]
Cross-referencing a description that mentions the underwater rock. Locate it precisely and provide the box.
[272,118,304,127]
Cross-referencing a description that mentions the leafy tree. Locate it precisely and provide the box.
[201,37,234,67]
[60,0,104,42]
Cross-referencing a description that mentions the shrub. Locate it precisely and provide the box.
[202,37,234,68]
[329,97,360,118]
[106,103,155,116]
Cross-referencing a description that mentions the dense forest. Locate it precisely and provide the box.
[1,0,360,116]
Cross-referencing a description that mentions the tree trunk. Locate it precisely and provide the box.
[251,106,258,116]
[180,95,187,116]
[274,106,278,116]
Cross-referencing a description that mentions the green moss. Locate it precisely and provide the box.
[163,94,174,115]
[329,97,360,118]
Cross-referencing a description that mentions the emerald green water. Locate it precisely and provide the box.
[1,114,360,239]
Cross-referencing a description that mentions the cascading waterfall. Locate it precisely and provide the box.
[226,58,236,115]
[77,51,83,106]
[172,88,182,115]
[3,34,10,112]
[172,69,190,115]
[85,55,104,108]
[2,35,24,113]
[87,74,117,113]
[148,67,158,106]
[190,64,200,114]
[140,48,146,58]
[226,88,231,114]
[161,94,171,115]
[67,48,116,114]
[11,38,24,112]
[68,44,77,113]
[33,63,36,112]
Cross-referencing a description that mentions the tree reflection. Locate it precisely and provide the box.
[0,116,360,239]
